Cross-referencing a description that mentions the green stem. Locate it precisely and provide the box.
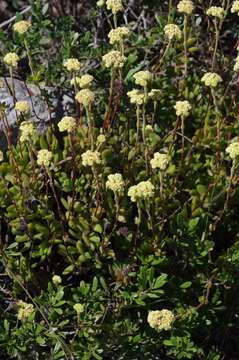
[183,15,188,76]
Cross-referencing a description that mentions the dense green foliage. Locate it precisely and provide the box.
[0,1,239,359]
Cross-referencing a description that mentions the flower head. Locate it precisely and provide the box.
[15,100,30,113]
[97,134,106,144]
[231,1,239,14]
[73,303,84,314]
[177,0,194,15]
[4,52,19,67]
[226,142,239,160]
[133,71,152,87]
[108,26,130,44]
[127,89,144,105]
[52,275,62,285]
[19,122,37,143]
[75,89,94,107]
[106,173,125,193]
[233,55,239,71]
[148,89,161,101]
[13,20,31,34]
[174,100,191,117]
[102,50,126,68]
[63,58,81,72]
[150,153,169,171]
[17,301,34,321]
[76,74,93,88]
[147,309,174,331]
[128,180,155,202]
[106,0,123,14]
[164,24,182,41]
[58,116,76,133]
[37,149,53,167]
[206,6,225,19]
[81,150,101,167]
[201,72,222,87]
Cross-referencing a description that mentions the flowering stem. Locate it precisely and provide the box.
[136,105,140,144]
[211,88,221,149]
[183,15,188,76]
[159,41,171,67]
[159,171,164,199]
[167,0,173,23]
[211,20,219,71]
[181,116,185,162]
[86,106,94,150]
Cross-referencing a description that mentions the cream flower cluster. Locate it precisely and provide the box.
[4,52,19,67]
[73,303,84,314]
[231,0,239,14]
[106,173,125,193]
[164,24,182,41]
[63,58,81,72]
[147,309,174,331]
[234,55,239,71]
[37,149,53,167]
[108,26,130,44]
[106,0,123,14]
[81,150,101,167]
[13,20,31,34]
[0,151,4,162]
[201,72,222,87]
[148,89,161,101]
[150,153,169,171]
[17,301,34,321]
[206,6,225,19]
[128,180,155,202]
[133,71,152,87]
[97,0,105,7]
[15,100,30,113]
[226,142,239,160]
[177,0,194,15]
[127,89,144,105]
[58,116,76,133]
[71,74,93,88]
[103,50,126,68]
[19,122,36,142]
[52,275,62,285]
[174,100,191,117]
[97,134,106,144]
[75,89,94,107]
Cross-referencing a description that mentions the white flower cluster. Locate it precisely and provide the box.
[97,134,106,144]
[37,149,53,167]
[148,89,161,101]
[128,180,155,202]
[17,301,34,321]
[201,72,222,88]
[71,74,94,88]
[177,0,194,15]
[52,275,62,285]
[58,116,76,133]
[15,100,30,113]
[164,24,182,41]
[102,50,126,68]
[75,89,94,107]
[106,173,125,193]
[234,55,239,71]
[147,309,174,331]
[133,70,152,87]
[231,0,239,14]
[150,153,169,171]
[127,89,144,105]
[206,6,225,19]
[174,100,192,117]
[106,0,123,14]
[13,20,31,34]
[226,142,239,160]
[108,26,130,44]
[19,122,36,143]
[81,150,101,167]
[4,52,19,67]
[63,58,81,72]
